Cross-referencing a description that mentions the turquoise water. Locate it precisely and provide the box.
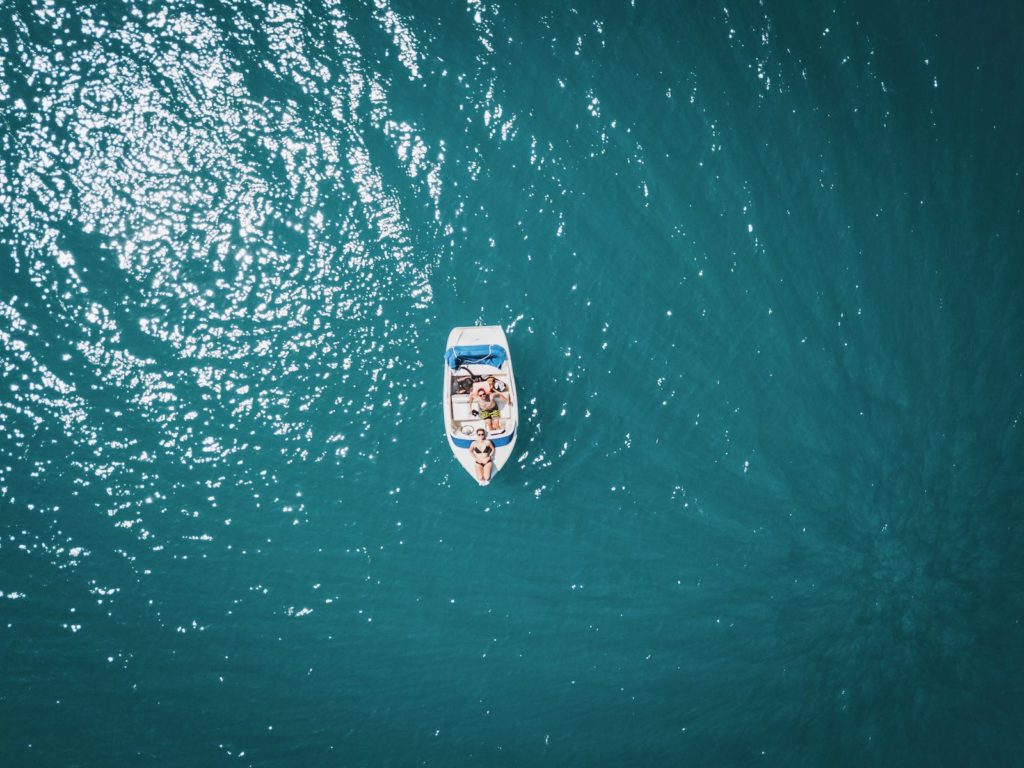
[2,0,1023,765]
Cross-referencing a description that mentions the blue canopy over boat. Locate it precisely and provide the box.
[445,344,507,370]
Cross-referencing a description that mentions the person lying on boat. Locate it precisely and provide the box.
[471,429,495,483]
[481,375,507,395]
[470,386,509,432]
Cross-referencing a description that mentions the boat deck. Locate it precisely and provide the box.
[449,370,514,436]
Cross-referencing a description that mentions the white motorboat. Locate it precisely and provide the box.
[443,326,518,486]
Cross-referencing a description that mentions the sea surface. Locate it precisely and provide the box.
[2,1,1023,765]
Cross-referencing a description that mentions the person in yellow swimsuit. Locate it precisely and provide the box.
[469,385,509,432]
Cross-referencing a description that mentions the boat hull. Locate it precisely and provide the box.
[443,326,518,485]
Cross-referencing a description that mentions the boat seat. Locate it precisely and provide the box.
[451,394,475,422]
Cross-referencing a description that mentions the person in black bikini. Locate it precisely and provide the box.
[470,428,495,483]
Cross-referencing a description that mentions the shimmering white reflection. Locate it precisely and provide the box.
[2,0,449,577]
